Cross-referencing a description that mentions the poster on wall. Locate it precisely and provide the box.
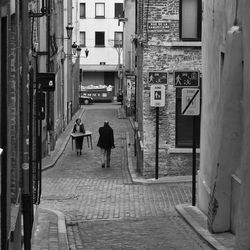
[126,76,135,108]
[127,78,132,102]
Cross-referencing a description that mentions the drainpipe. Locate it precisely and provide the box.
[46,0,52,153]
[21,0,32,249]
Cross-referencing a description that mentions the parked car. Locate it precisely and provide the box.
[79,95,94,105]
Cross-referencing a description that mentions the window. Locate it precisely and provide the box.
[79,32,86,47]
[115,3,123,18]
[80,3,86,19]
[95,3,105,18]
[95,32,105,46]
[175,88,200,147]
[114,32,123,47]
[179,0,201,41]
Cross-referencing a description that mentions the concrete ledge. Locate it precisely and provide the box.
[52,209,69,250]
[176,204,235,250]
[168,147,200,154]
[32,207,69,250]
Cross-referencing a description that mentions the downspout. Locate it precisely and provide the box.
[46,0,51,153]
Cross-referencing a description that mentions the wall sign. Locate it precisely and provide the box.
[174,70,200,88]
[148,21,170,33]
[181,88,200,116]
[150,84,165,107]
[148,71,168,84]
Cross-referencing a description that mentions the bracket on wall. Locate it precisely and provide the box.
[118,17,128,26]
[29,0,47,18]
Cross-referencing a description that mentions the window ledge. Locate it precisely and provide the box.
[170,41,202,47]
[168,148,200,154]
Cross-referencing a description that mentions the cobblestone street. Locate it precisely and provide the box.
[41,103,212,249]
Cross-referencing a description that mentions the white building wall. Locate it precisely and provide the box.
[199,2,250,248]
[73,0,124,66]
[123,0,135,72]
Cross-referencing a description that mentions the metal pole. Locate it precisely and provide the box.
[37,85,42,204]
[192,116,196,206]
[118,44,121,90]
[28,69,34,223]
[46,0,51,146]
[155,107,159,179]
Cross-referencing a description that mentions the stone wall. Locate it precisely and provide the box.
[136,0,202,177]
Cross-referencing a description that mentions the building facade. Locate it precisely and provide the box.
[0,1,78,249]
[122,0,136,116]
[198,0,250,248]
[73,0,124,98]
[132,0,202,177]
[0,1,23,249]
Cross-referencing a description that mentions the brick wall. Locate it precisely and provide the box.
[136,0,201,177]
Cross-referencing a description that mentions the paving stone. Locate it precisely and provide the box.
[40,104,212,250]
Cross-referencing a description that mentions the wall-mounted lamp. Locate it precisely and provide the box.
[56,24,73,40]
[72,42,89,58]
[76,46,82,57]
[65,24,73,39]
[84,48,89,58]
[72,42,78,55]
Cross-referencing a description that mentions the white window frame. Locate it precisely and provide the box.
[95,3,105,18]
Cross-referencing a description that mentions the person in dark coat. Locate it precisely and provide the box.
[97,121,115,168]
[73,118,85,155]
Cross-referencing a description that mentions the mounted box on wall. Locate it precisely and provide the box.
[37,72,55,91]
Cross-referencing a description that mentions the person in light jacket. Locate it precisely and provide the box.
[97,121,115,168]
[73,118,85,155]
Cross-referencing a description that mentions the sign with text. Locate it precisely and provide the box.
[181,88,200,116]
[150,85,165,107]
[148,71,168,84]
[174,70,200,88]
[148,21,170,33]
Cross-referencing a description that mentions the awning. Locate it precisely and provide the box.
[80,64,118,72]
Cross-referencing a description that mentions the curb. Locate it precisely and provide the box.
[42,108,86,171]
[175,204,234,250]
[42,207,69,250]
[53,209,69,250]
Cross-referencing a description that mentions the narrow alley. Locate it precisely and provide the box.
[36,103,211,250]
